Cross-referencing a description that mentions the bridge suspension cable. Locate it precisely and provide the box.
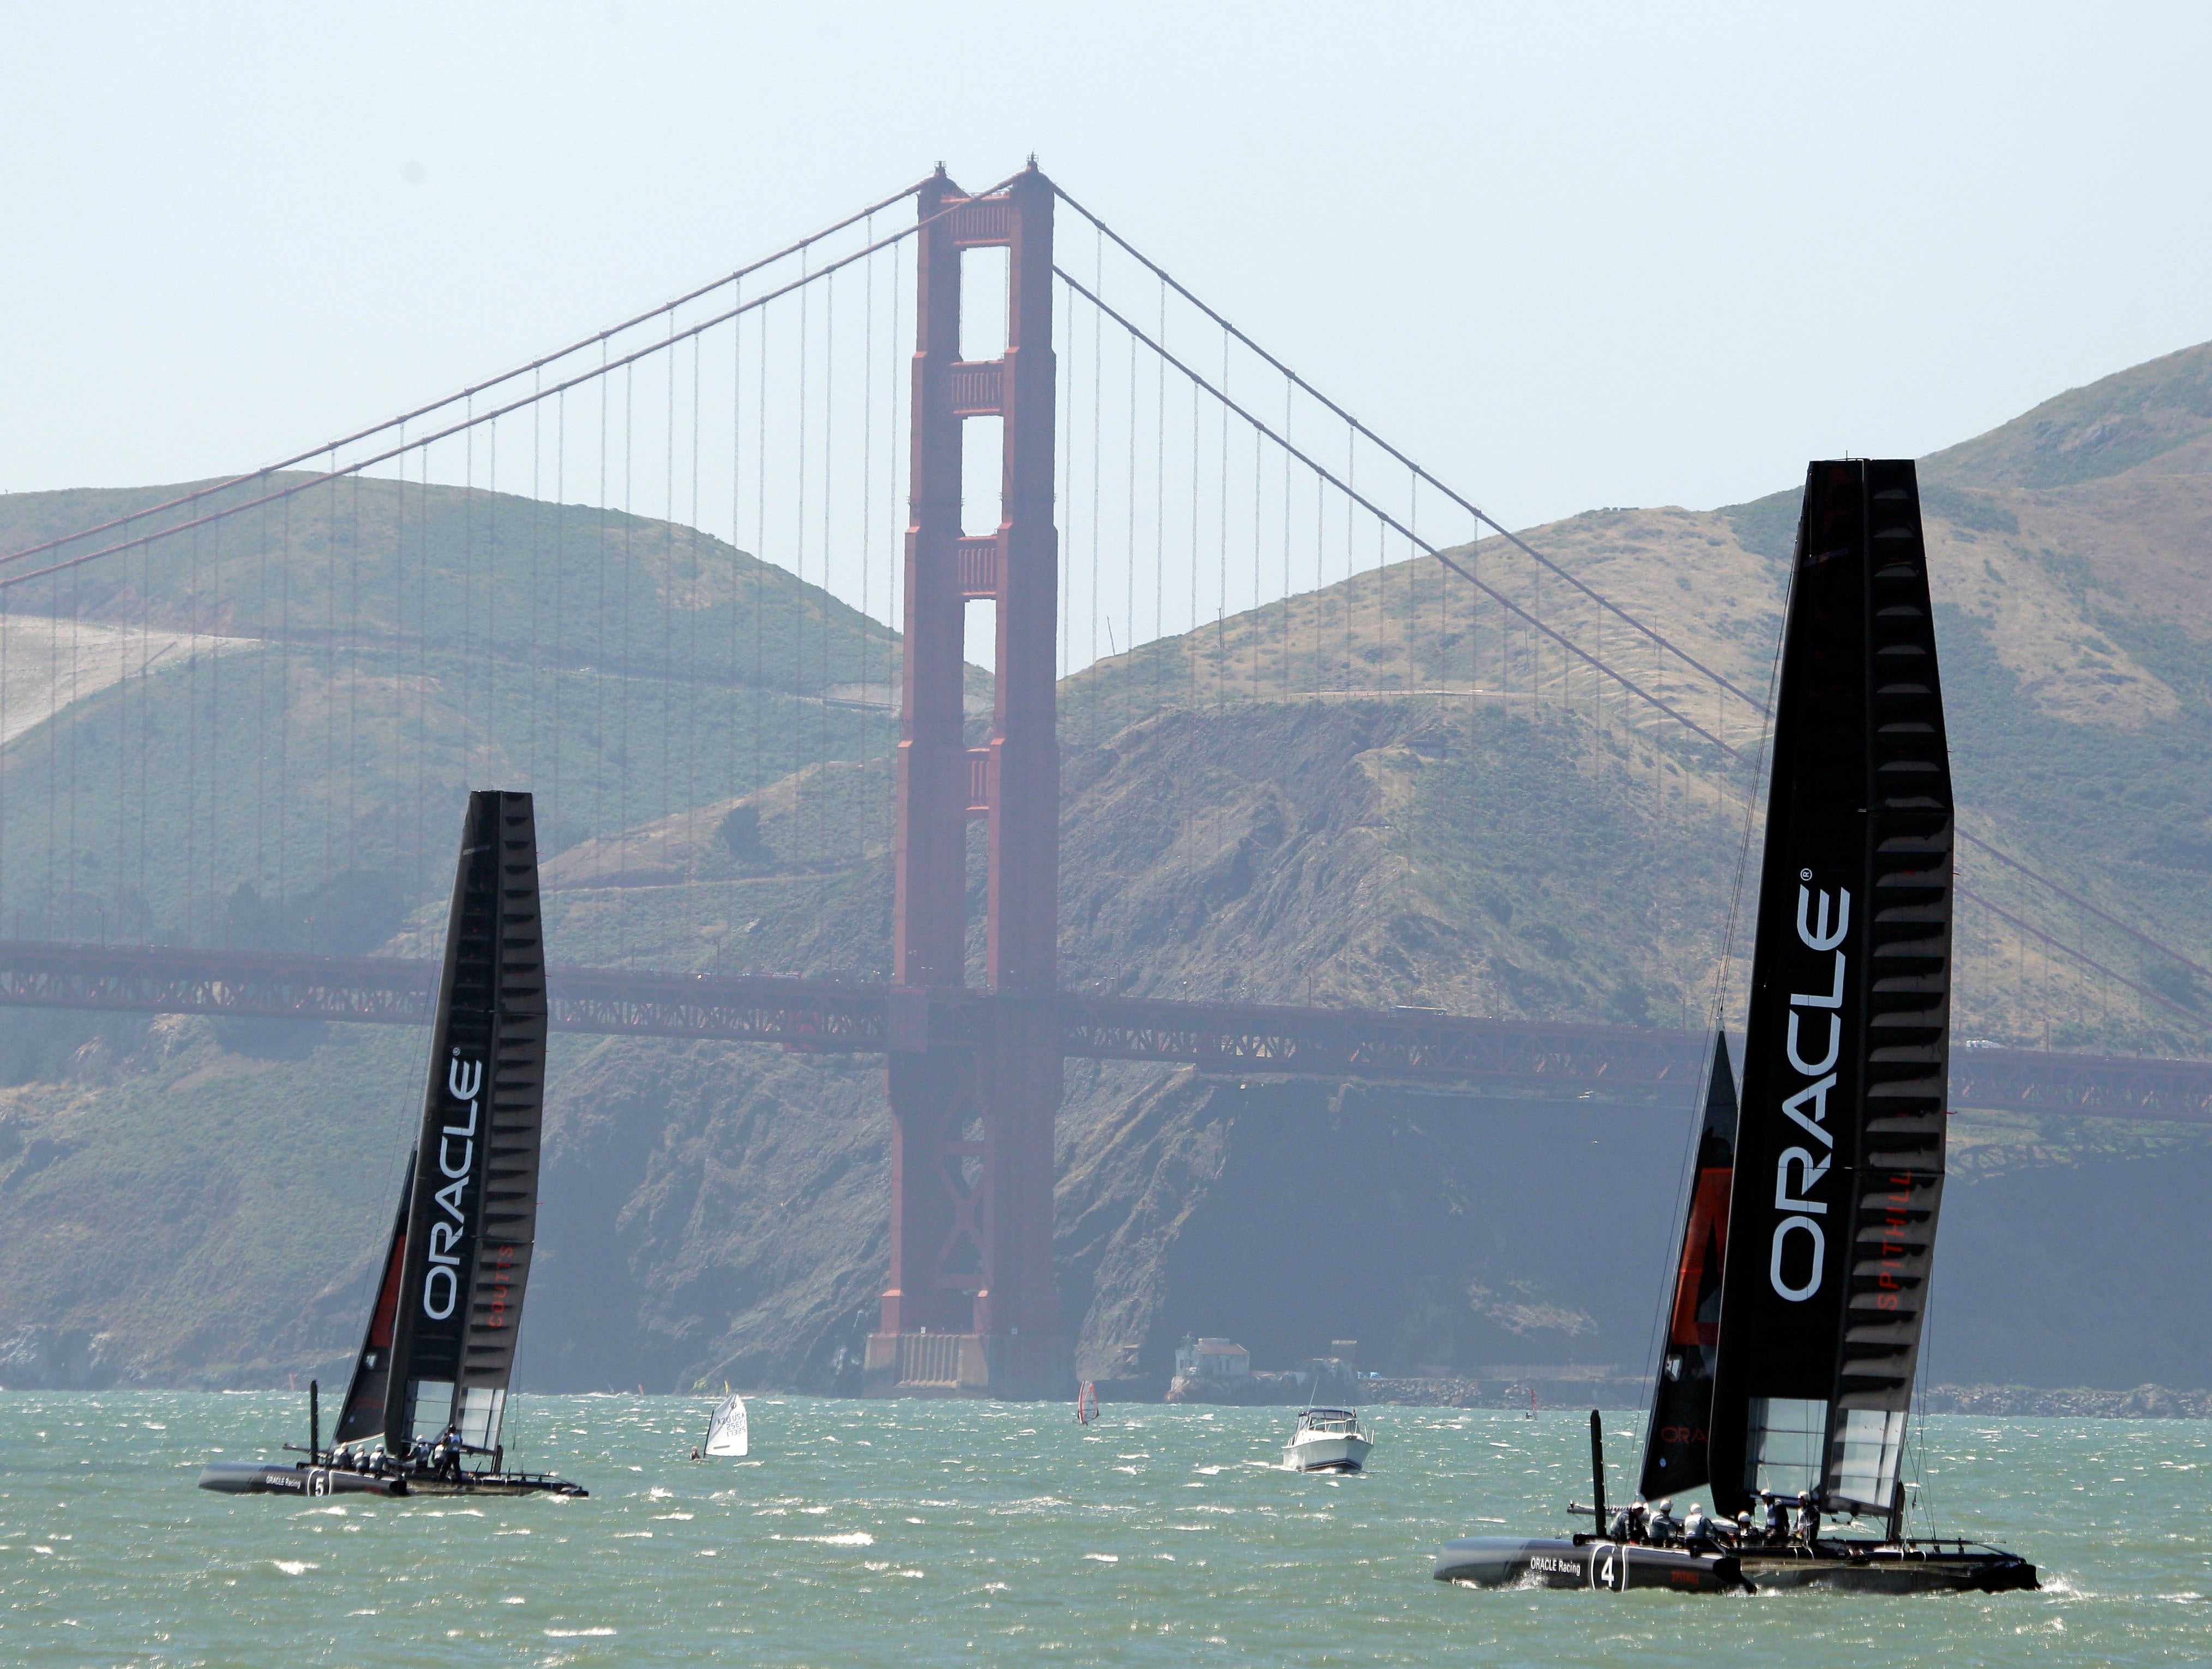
[0,161,2200,1057]
[0,173,1002,968]
[1046,191,2212,1046]
[1051,184,1772,718]
[0,176,939,582]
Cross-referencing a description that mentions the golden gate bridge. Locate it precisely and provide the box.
[2,163,2206,1395]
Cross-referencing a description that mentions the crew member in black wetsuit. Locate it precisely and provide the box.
[1626,1499,1650,1543]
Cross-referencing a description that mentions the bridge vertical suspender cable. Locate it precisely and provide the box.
[0,161,2199,1052]
[1050,215,2212,1041]
[1050,183,1771,718]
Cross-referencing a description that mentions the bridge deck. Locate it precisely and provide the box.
[0,940,2204,1121]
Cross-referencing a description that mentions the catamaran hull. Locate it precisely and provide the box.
[196,1462,405,1498]
[1433,1536,1745,1593]
[1432,1535,2034,1595]
[400,1472,588,1498]
[1735,1548,2037,1593]
[195,1461,586,1499]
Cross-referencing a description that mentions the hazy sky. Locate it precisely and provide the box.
[4,1,2208,530]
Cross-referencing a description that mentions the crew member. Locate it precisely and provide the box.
[1794,1490,1820,1545]
[1626,1498,1650,1543]
[1759,1491,1789,1545]
[1646,1498,1680,1545]
[426,1424,454,1481]
[1681,1502,1714,1551]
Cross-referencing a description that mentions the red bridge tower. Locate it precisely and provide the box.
[863,166,1067,1398]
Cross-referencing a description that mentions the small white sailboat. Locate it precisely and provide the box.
[1282,1407,1372,1473]
[704,1389,749,1457]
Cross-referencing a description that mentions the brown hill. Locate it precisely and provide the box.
[8,344,2212,1398]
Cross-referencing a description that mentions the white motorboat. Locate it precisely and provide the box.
[1283,1407,1372,1473]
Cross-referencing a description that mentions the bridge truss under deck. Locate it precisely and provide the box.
[1,939,2205,1122]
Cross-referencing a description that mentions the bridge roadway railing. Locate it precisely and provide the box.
[0,939,2205,1122]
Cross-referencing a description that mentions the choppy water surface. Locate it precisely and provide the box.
[1,1391,2205,1666]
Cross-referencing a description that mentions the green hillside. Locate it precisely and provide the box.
[6,344,2212,1398]
[1920,340,2212,489]
[1062,345,2212,1055]
[0,476,920,942]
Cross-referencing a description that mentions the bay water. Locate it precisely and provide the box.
[2,1390,2204,1665]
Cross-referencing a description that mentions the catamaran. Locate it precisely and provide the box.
[199,791,585,1500]
[1434,460,2032,1594]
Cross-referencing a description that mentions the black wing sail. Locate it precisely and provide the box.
[328,1150,415,1448]
[1638,1036,1739,1499]
[380,791,549,1458]
[1705,460,1952,1520]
